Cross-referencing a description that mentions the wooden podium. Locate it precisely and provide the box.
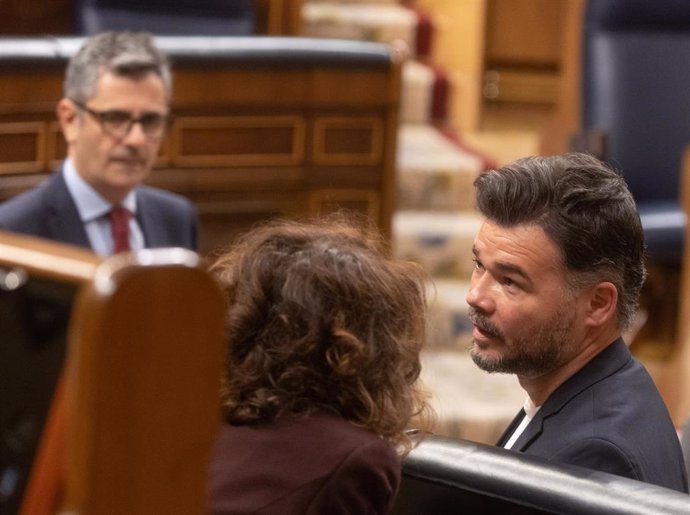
[0,231,225,515]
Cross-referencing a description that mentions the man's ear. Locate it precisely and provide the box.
[56,98,79,145]
[584,281,618,327]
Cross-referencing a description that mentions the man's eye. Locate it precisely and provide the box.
[472,258,483,270]
[140,113,165,128]
[100,111,131,125]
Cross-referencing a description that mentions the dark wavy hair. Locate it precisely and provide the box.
[474,152,646,329]
[209,216,431,451]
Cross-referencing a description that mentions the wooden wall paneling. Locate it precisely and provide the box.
[194,191,308,254]
[312,116,383,166]
[539,0,586,156]
[485,0,563,67]
[309,188,380,221]
[482,0,565,106]
[0,121,48,174]
[254,0,304,35]
[309,69,393,107]
[171,115,305,168]
[47,121,67,171]
[0,72,62,112]
[0,0,72,34]
[380,55,404,238]
[172,69,308,108]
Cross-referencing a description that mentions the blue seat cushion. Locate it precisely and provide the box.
[638,201,686,265]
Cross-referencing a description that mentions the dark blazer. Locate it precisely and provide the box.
[209,413,401,515]
[0,168,198,251]
[497,338,688,492]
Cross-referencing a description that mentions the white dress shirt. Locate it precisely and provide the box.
[62,159,144,256]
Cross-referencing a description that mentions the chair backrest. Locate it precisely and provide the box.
[391,435,690,515]
[74,0,255,35]
[0,231,225,515]
[581,0,690,203]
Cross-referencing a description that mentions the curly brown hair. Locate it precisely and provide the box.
[209,216,431,452]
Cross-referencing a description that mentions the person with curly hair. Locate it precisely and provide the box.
[207,217,432,515]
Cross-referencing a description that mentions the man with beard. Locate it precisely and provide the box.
[466,152,687,492]
[0,31,197,255]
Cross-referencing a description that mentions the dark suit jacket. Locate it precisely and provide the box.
[497,338,688,492]
[0,168,198,251]
[209,413,401,515]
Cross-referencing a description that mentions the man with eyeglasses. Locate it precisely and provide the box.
[0,31,198,255]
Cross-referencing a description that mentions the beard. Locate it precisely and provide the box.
[468,304,577,377]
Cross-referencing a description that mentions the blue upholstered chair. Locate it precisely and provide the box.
[576,0,690,266]
[74,0,255,36]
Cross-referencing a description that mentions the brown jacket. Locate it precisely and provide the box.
[209,413,401,514]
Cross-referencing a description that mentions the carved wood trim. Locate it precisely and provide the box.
[312,117,383,166]
[0,122,47,174]
[171,116,305,167]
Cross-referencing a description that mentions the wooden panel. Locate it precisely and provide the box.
[0,73,62,112]
[485,0,564,67]
[313,117,383,166]
[173,70,308,107]
[254,0,304,35]
[171,116,305,167]
[149,167,304,194]
[0,0,71,34]
[309,189,380,221]
[310,70,398,106]
[539,0,586,155]
[196,191,307,253]
[0,122,48,174]
[47,122,66,169]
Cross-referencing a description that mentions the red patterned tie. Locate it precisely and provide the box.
[110,205,132,253]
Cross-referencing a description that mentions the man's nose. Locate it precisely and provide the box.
[466,273,495,314]
[122,120,148,146]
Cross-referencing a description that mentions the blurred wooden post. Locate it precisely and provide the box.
[3,233,226,515]
[63,252,225,515]
[254,0,303,35]
[539,0,585,156]
[666,148,690,425]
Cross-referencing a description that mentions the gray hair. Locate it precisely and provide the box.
[64,31,172,103]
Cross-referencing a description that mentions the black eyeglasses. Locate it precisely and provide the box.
[70,99,169,140]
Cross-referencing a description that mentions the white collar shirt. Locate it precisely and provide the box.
[62,159,144,255]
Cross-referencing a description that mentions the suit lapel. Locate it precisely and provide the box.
[496,408,526,447]
[135,189,161,248]
[46,170,91,248]
[509,338,632,453]
[510,409,546,451]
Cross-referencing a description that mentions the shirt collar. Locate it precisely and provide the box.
[63,158,137,222]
